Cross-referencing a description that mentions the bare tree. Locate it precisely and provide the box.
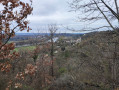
[69,0,119,31]
[32,28,45,46]
[48,24,58,77]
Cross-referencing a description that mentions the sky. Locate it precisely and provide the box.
[0,0,87,33]
[26,0,114,33]
[0,0,117,33]
[26,0,81,33]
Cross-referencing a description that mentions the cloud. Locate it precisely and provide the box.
[25,0,107,33]
[32,0,60,16]
[27,0,78,31]
[28,12,74,22]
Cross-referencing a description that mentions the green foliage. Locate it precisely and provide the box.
[43,86,50,90]
[58,67,67,74]
[22,85,35,90]
[64,50,70,58]
[13,85,35,90]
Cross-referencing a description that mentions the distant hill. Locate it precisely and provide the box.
[15,33,84,36]
[10,33,84,41]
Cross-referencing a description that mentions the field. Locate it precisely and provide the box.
[14,46,36,52]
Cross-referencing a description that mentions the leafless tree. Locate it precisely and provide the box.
[69,0,119,31]
[48,24,58,77]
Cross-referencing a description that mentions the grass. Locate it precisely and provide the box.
[14,46,36,52]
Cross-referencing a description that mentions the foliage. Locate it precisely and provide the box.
[58,67,67,74]
[0,0,33,71]
[64,50,71,58]
[0,0,33,89]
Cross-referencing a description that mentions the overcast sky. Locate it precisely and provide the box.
[1,0,116,33]
[26,0,86,33]
[27,0,114,33]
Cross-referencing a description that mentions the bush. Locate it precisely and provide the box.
[58,68,67,74]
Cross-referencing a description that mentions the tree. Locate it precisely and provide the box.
[0,1,33,89]
[69,0,119,31]
[0,0,33,72]
[48,24,58,77]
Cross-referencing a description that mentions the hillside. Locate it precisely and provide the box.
[49,30,119,90]
[1,30,119,90]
